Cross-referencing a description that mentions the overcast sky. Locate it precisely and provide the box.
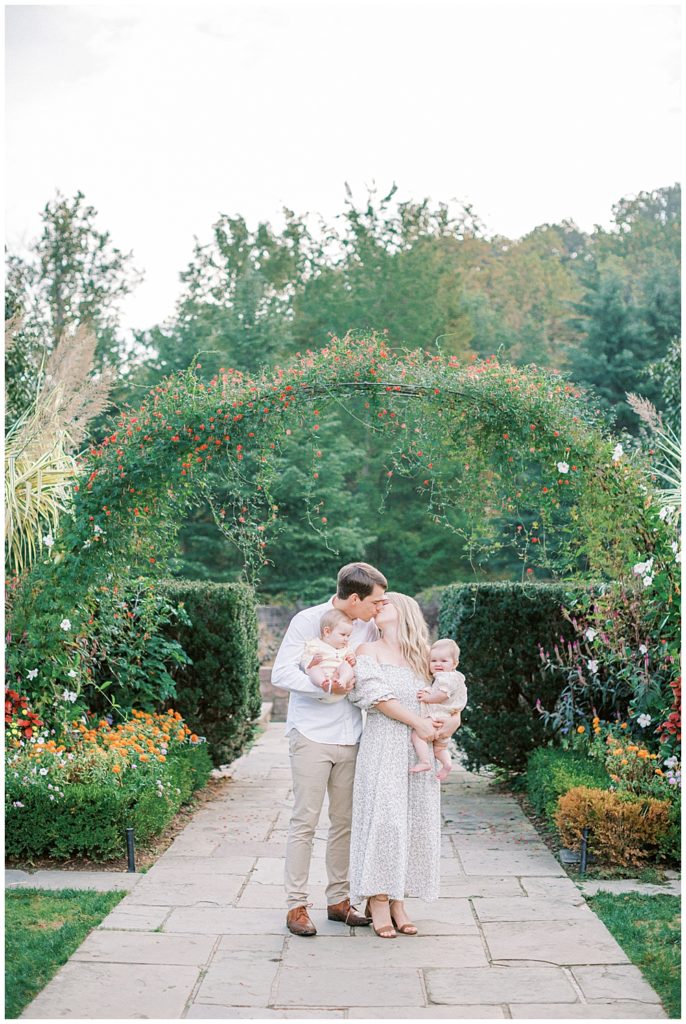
[5,1,681,335]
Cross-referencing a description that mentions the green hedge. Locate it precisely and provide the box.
[526,747,612,825]
[6,745,212,861]
[158,580,261,766]
[439,581,581,774]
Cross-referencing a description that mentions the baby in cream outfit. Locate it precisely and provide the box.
[300,608,356,702]
[411,637,468,781]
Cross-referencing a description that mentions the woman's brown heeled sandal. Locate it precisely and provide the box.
[365,896,397,939]
[389,900,418,935]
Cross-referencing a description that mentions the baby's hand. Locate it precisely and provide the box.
[344,651,357,667]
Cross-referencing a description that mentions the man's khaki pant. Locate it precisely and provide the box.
[285,729,358,910]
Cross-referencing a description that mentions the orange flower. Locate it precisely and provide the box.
[655,768,664,776]
[620,723,628,730]
[157,755,166,762]
[139,754,149,762]
[577,726,585,734]
[112,764,121,773]
[190,734,198,743]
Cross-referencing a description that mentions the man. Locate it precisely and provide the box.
[272,562,387,936]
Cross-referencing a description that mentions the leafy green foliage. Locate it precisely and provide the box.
[525,746,611,824]
[5,743,211,861]
[439,581,584,773]
[157,580,262,766]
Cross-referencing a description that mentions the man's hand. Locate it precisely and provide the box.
[307,652,324,669]
[330,676,355,696]
[344,651,357,667]
[413,718,437,742]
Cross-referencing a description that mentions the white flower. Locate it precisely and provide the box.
[639,644,648,655]
[637,713,652,728]
[27,668,38,680]
[12,801,24,808]
[584,628,597,641]
[659,506,669,520]
[39,767,48,776]
[93,524,104,535]
[43,533,55,548]
[676,551,682,564]
[642,575,654,588]
[557,461,569,474]
[632,558,654,577]
[61,690,78,703]
[68,669,77,678]
[612,444,624,461]
[49,794,55,800]
[587,659,599,674]
[60,618,72,631]
[664,756,679,769]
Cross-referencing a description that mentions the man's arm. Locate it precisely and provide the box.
[272,614,330,698]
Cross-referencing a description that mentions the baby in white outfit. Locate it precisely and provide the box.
[411,637,467,781]
[299,608,356,703]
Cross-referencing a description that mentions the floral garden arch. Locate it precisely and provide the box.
[8,333,668,725]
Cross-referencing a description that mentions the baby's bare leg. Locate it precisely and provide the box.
[306,665,331,689]
[336,661,354,688]
[434,742,452,782]
[410,731,433,773]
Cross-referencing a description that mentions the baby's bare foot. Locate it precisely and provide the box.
[409,763,432,773]
[436,763,452,782]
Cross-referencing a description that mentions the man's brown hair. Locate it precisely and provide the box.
[336,562,387,601]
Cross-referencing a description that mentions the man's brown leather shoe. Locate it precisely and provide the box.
[327,898,371,927]
[286,905,317,936]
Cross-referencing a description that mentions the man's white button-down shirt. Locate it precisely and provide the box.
[271,597,379,745]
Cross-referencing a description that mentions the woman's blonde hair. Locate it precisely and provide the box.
[383,592,431,683]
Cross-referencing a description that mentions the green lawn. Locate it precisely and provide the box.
[587,892,681,1019]
[5,888,125,1019]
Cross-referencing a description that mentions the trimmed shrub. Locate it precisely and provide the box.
[6,744,212,861]
[526,747,611,824]
[555,786,671,868]
[158,580,261,766]
[658,793,681,864]
[439,581,582,773]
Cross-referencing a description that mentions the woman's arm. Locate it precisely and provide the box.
[433,711,462,741]
[375,698,437,742]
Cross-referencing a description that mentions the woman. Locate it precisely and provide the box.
[348,592,455,938]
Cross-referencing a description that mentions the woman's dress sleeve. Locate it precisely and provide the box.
[347,654,394,711]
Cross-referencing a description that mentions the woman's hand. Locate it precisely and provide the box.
[432,713,461,742]
[413,717,437,742]
[416,688,432,703]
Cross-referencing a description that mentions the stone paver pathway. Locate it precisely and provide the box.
[20,724,668,1019]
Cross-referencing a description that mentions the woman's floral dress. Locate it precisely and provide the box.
[348,654,441,903]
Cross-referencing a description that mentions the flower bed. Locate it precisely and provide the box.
[523,720,680,869]
[6,708,212,861]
